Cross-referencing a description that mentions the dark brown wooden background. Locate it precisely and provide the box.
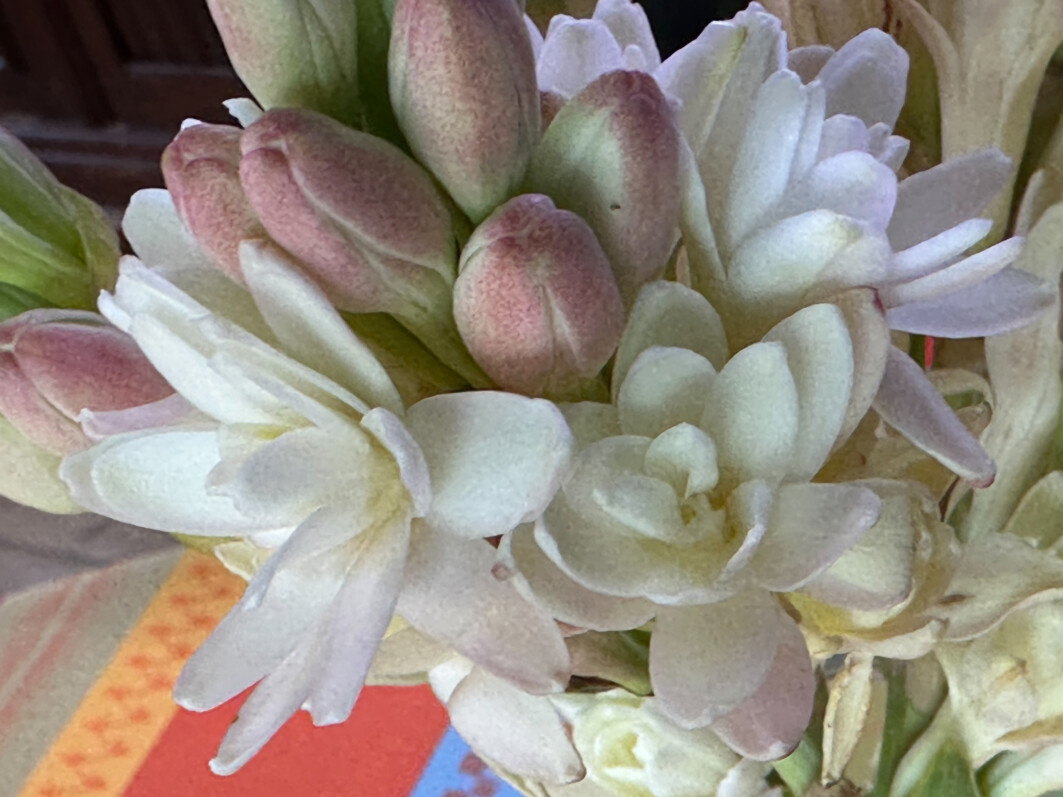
[0,0,242,207]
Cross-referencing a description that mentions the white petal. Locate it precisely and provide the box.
[239,241,403,415]
[617,347,716,438]
[223,97,263,127]
[507,525,656,632]
[303,524,408,724]
[644,422,719,499]
[537,17,623,98]
[933,532,1063,641]
[176,525,348,711]
[651,592,782,728]
[60,427,272,534]
[613,280,729,399]
[887,267,1055,338]
[816,29,909,128]
[524,14,544,59]
[399,525,571,694]
[702,342,799,487]
[121,188,213,271]
[79,393,201,440]
[873,346,995,485]
[788,44,834,82]
[884,237,1023,307]
[833,288,891,447]
[360,407,432,516]
[888,218,993,283]
[727,71,824,248]
[447,668,585,783]
[711,614,814,760]
[817,114,871,161]
[764,304,853,480]
[888,149,1012,250]
[593,0,660,71]
[776,151,898,231]
[406,391,572,539]
[559,400,621,450]
[750,483,882,592]
[220,425,374,525]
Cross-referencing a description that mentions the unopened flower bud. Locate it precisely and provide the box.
[524,70,681,306]
[389,0,541,222]
[0,310,172,455]
[240,108,457,315]
[162,123,266,282]
[205,0,360,126]
[454,194,624,397]
[0,126,120,308]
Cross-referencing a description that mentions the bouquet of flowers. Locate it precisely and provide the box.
[2,0,1062,794]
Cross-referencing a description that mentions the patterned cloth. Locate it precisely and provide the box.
[0,548,521,797]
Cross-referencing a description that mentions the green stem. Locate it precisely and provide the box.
[776,735,822,797]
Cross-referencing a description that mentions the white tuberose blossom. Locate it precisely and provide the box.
[60,192,574,773]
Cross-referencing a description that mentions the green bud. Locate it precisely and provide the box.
[0,126,119,309]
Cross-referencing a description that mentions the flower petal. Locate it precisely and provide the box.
[239,240,403,414]
[60,427,275,534]
[121,188,213,271]
[612,280,728,400]
[507,525,656,632]
[711,614,815,760]
[701,341,799,487]
[888,149,1012,251]
[816,29,909,129]
[617,347,715,438]
[593,0,660,71]
[406,391,572,539]
[651,592,782,728]
[872,346,995,485]
[763,303,853,480]
[399,525,571,694]
[749,483,882,592]
[886,266,1054,338]
[884,237,1023,307]
[537,17,623,98]
[447,667,585,784]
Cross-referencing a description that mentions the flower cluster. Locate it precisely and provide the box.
[1,0,1062,795]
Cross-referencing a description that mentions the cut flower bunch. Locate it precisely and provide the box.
[1,0,1063,794]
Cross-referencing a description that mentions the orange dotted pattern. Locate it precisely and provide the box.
[18,552,244,797]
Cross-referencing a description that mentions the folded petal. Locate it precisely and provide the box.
[711,614,814,760]
[447,667,585,784]
[886,266,1054,338]
[507,525,656,632]
[612,280,728,400]
[872,346,995,486]
[763,303,853,480]
[399,525,570,694]
[889,218,993,283]
[60,427,275,534]
[406,391,572,539]
[884,237,1023,307]
[651,592,782,728]
[593,0,660,71]
[702,342,799,487]
[749,483,882,592]
[617,347,716,438]
[775,151,898,231]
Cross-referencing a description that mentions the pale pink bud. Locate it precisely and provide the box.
[525,70,682,306]
[240,108,458,316]
[0,310,172,454]
[454,194,625,396]
[389,0,541,223]
[162,123,266,282]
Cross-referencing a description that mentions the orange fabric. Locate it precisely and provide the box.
[17,553,243,797]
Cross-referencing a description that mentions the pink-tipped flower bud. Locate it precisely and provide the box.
[239,108,458,316]
[162,123,266,282]
[389,0,541,223]
[524,70,681,306]
[454,194,625,397]
[0,310,172,455]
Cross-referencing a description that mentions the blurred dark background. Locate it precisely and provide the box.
[0,1,748,209]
